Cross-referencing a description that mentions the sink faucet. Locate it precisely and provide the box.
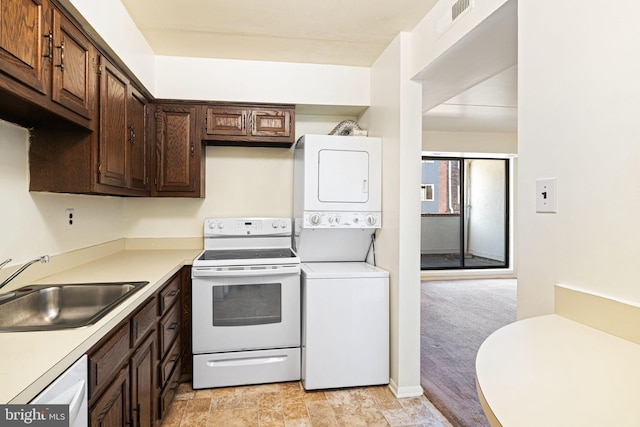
[0,255,49,291]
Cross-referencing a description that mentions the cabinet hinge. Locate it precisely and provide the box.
[97,64,103,75]
[97,163,101,175]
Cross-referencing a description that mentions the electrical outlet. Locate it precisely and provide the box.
[65,208,74,230]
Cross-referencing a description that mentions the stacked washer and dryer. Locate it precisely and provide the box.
[293,134,390,390]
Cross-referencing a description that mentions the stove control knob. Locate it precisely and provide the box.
[365,214,377,226]
[353,216,360,224]
[281,221,288,228]
[309,214,321,226]
[208,222,216,229]
[335,216,341,224]
[217,223,224,229]
[272,221,279,228]
[328,217,334,224]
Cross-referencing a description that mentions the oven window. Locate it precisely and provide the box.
[212,283,282,326]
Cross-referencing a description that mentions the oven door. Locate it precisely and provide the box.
[191,265,300,354]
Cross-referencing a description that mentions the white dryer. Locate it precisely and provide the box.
[301,262,389,390]
[293,134,382,261]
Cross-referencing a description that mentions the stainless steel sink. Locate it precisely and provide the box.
[0,282,148,332]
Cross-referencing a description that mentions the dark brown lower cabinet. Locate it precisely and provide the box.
[88,269,186,427]
[89,366,130,427]
[131,333,156,427]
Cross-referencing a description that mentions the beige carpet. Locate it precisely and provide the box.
[421,279,517,427]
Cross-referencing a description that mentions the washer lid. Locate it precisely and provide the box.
[301,262,389,279]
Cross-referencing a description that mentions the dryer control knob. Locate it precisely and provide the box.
[309,214,321,226]
[353,216,360,224]
[365,214,377,226]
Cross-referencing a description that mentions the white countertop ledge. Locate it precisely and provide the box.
[476,314,640,427]
[0,249,199,404]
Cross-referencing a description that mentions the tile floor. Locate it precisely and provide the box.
[161,381,453,427]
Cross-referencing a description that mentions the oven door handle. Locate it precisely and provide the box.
[192,265,300,277]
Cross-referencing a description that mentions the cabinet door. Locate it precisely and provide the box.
[51,8,92,118]
[155,104,203,197]
[98,57,128,189]
[0,0,47,93]
[205,106,248,137]
[89,366,130,427]
[128,87,149,191]
[250,108,292,139]
[131,333,155,427]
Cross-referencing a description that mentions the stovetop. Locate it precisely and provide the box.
[195,218,299,267]
[196,248,297,262]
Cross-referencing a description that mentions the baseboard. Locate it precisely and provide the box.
[388,378,424,398]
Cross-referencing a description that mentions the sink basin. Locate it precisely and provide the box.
[0,282,148,332]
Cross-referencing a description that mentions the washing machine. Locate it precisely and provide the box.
[301,262,389,390]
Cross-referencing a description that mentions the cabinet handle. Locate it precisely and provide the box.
[242,115,245,130]
[170,380,180,391]
[132,403,140,427]
[43,31,53,61]
[171,354,179,363]
[128,125,135,144]
[168,321,179,330]
[190,142,194,157]
[168,289,179,297]
[55,40,65,72]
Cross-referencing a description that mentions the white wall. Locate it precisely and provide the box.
[0,120,125,268]
[410,0,510,78]
[123,116,356,236]
[518,0,640,318]
[66,0,156,92]
[359,33,423,397]
[423,131,517,154]
[154,56,369,108]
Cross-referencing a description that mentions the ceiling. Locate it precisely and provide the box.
[423,65,517,133]
[119,0,517,133]
[119,0,439,67]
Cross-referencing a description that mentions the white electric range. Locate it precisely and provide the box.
[191,218,301,389]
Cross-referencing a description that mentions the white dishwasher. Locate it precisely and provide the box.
[30,355,88,427]
[301,262,389,390]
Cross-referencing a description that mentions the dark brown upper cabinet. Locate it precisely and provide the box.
[0,0,95,128]
[0,0,48,94]
[98,57,128,189]
[128,87,150,192]
[96,56,150,195]
[51,7,92,119]
[203,104,295,147]
[153,104,205,198]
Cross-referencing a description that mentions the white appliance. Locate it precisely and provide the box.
[301,262,389,390]
[191,218,301,389]
[293,134,382,262]
[30,355,88,427]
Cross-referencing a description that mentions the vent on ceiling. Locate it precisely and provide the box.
[436,0,474,35]
[452,0,471,21]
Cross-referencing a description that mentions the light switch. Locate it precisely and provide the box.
[536,178,557,213]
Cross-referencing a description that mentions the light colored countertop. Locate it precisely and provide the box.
[0,249,200,404]
[476,314,640,426]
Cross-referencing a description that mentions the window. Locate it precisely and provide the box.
[420,157,509,270]
[421,184,434,201]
